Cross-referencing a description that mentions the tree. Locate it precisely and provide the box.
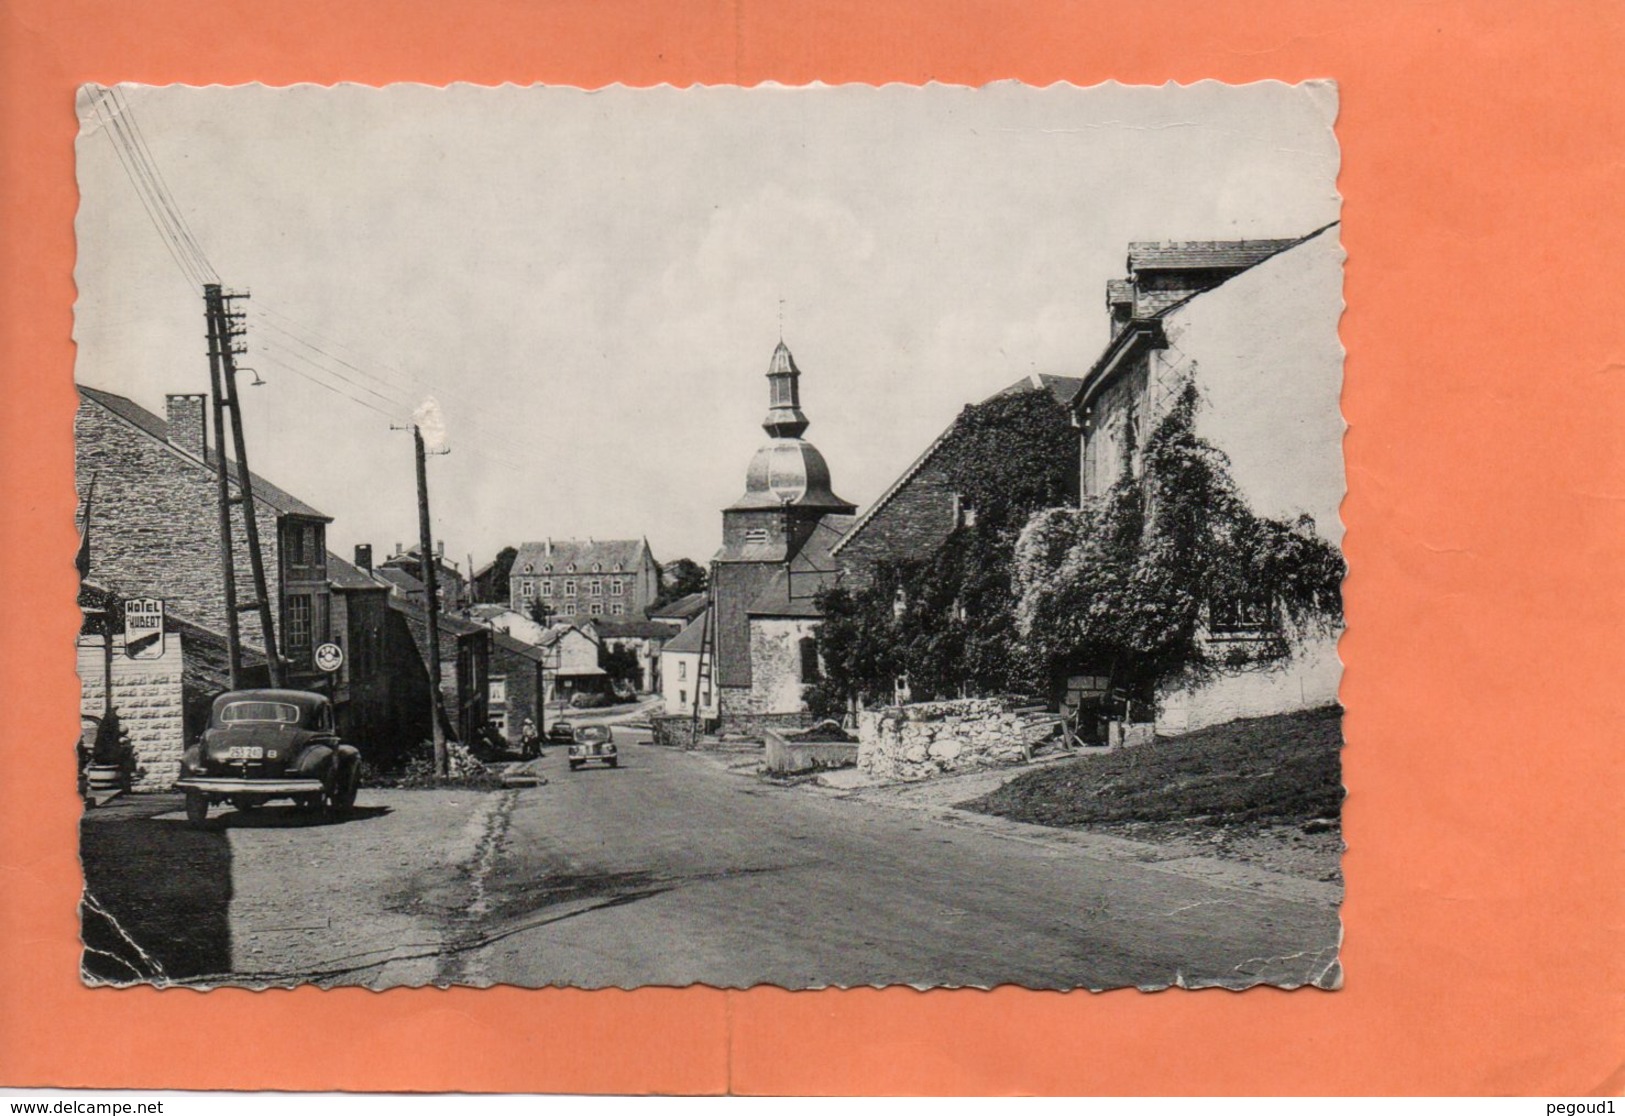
[813,388,1075,707]
[484,546,518,604]
[600,643,643,690]
[527,598,557,628]
[653,557,708,608]
[1014,382,1344,713]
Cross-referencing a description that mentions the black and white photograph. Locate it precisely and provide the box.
[73,80,1345,991]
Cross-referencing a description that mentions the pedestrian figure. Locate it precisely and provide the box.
[520,717,541,759]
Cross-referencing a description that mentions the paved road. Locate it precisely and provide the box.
[135,731,1338,990]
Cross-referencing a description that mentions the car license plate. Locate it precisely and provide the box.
[227,745,264,760]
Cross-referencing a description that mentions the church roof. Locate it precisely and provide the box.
[747,514,848,617]
[1127,237,1303,274]
[728,438,856,513]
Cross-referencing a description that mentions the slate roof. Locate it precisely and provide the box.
[387,595,488,638]
[647,591,708,622]
[492,630,548,661]
[78,384,331,521]
[593,618,674,641]
[327,551,387,591]
[663,611,710,655]
[512,539,651,577]
[747,514,847,617]
[376,567,426,595]
[1127,237,1303,273]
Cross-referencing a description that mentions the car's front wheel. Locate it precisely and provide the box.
[184,792,209,830]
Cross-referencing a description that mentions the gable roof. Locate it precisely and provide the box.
[1127,237,1304,274]
[492,630,548,662]
[663,611,710,655]
[830,374,1077,558]
[511,538,651,577]
[376,567,426,595]
[327,551,387,592]
[748,514,847,617]
[648,590,708,622]
[593,618,674,640]
[78,384,330,521]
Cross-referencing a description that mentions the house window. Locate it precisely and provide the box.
[799,637,820,684]
[523,563,533,574]
[592,562,602,573]
[610,579,624,596]
[610,602,625,616]
[563,602,577,616]
[679,660,687,681]
[489,677,507,704]
[285,594,312,667]
[1209,594,1274,636]
[589,579,603,596]
[520,581,534,599]
[564,581,577,596]
[589,601,604,616]
[540,580,552,597]
[679,689,687,706]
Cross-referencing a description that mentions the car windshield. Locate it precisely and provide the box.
[220,701,301,725]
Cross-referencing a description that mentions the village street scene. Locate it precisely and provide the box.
[74,83,1345,990]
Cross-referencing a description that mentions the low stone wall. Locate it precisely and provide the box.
[718,710,815,741]
[762,730,858,774]
[650,714,715,748]
[857,698,1053,782]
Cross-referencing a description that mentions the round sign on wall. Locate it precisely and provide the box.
[314,642,345,673]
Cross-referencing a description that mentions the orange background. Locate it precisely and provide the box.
[2,0,1622,1096]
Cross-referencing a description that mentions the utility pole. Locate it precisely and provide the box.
[413,424,448,776]
[205,283,283,689]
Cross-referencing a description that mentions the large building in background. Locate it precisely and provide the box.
[709,342,855,732]
[507,538,659,621]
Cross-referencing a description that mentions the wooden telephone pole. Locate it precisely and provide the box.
[413,424,449,776]
[204,283,283,690]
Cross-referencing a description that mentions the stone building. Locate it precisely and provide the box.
[76,386,337,681]
[1072,222,1345,732]
[488,631,546,744]
[710,341,855,732]
[508,538,659,621]
[830,373,1082,591]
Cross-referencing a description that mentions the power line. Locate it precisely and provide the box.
[89,85,217,288]
[107,86,218,284]
[86,88,201,289]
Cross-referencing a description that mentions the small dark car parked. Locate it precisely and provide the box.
[175,689,361,829]
[546,719,576,745]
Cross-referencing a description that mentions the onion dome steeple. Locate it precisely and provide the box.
[763,341,810,438]
[728,340,855,513]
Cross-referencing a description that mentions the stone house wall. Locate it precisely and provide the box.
[78,633,184,790]
[76,397,280,648]
[857,697,1052,782]
[833,451,960,592]
[744,617,820,716]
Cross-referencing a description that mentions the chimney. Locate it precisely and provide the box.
[395,542,403,557]
[354,544,373,573]
[436,540,445,560]
[165,394,208,459]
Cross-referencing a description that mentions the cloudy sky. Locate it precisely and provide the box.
[74,81,1339,572]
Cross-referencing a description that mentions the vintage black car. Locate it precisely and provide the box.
[175,689,361,828]
[567,723,618,770]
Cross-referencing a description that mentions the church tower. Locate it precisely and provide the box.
[711,341,855,723]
